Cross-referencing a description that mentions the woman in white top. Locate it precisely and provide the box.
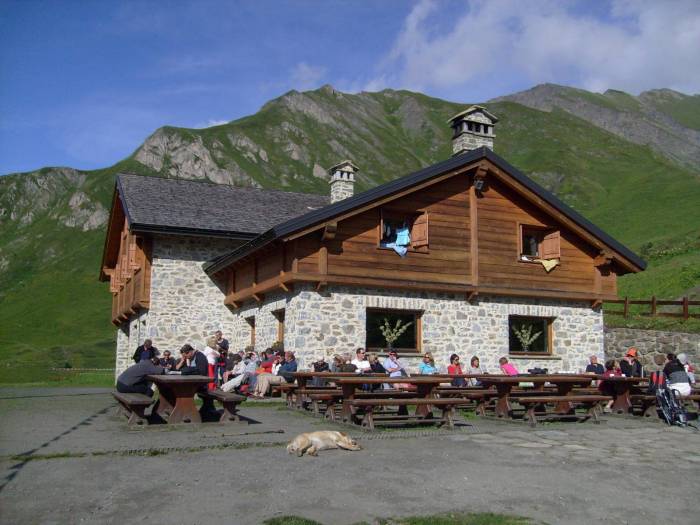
[202,337,220,390]
[351,348,372,373]
[468,355,484,386]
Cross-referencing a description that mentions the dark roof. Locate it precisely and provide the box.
[205,147,646,274]
[117,174,330,238]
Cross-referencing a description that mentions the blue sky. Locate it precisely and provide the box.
[1,0,699,175]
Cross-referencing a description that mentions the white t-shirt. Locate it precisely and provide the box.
[351,359,371,373]
[203,347,219,365]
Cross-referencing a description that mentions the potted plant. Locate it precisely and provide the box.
[379,317,413,351]
[511,322,542,352]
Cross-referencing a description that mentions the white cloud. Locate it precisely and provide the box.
[369,0,700,95]
[290,62,327,90]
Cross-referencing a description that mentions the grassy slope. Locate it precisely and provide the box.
[0,88,698,384]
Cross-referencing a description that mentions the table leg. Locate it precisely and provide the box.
[154,386,175,419]
[341,383,355,422]
[168,385,203,424]
[494,384,512,418]
[415,384,434,417]
[555,384,575,414]
[612,385,632,414]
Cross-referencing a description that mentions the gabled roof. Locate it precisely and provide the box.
[204,147,646,274]
[116,173,330,238]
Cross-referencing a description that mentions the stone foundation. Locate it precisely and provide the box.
[604,327,700,371]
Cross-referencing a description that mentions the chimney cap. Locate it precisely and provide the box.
[447,105,499,125]
[328,160,359,174]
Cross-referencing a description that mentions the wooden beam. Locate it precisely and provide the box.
[467,291,478,303]
[591,299,603,309]
[315,281,327,292]
[252,293,264,303]
[319,245,328,276]
[469,182,479,287]
[322,222,338,241]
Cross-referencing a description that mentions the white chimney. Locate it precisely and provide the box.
[448,105,498,155]
[328,160,357,203]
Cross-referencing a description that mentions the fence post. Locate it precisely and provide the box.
[650,296,656,317]
[623,296,630,318]
[682,296,689,319]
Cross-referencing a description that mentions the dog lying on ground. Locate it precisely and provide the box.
[286,431,362,457]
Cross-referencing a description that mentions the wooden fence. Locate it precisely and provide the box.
[604,296,700,319]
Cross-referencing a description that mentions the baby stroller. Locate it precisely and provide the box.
[656,384,689,427]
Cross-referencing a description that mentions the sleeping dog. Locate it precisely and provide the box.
[286,431,362,457]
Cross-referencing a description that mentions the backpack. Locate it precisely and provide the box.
[655,385,688,427]
[646,371,666,394]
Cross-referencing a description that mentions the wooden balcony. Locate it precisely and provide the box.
[111,268,150,325]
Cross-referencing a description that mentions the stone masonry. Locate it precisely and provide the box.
[604,327,700,371]
[228,284,603,374]
[114,235,244,377]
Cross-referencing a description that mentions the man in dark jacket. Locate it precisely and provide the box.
[116,357,165,396]
[133,339,159,363]
[620,348,643,377]
[585,355,604,375]
[176,344,216,416]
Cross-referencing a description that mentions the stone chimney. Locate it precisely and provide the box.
[328,160,357,203]
[448,105,498,155]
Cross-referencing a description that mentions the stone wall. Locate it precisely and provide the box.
[114,234,244,377]
[237,284,603,374]
[604,327,700,371]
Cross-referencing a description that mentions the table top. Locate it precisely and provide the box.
[293,371,384,377]
[479,374,595,384]
[594,375,645,382]
[147,374,211,384]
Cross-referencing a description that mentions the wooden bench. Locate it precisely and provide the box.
[346,398,462,431]
[309,390,418,419]
[198,390,246,423]
[517,395,611,427]
[112,391,153,426]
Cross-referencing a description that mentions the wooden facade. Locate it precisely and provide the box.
[101,195,152,325]
[217,159,636,307]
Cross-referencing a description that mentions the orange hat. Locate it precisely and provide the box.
[626,348,638,357]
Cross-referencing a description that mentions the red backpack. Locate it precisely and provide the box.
[647,371,666,393]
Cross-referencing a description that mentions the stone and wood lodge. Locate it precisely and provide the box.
[101,106,646,377]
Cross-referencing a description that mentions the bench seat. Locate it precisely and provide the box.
[199,389,246,423]
[517,395,611,427]
[112,391,153,426]
[346,397,462,431]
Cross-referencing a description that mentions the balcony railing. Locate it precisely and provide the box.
[111,268,150,325]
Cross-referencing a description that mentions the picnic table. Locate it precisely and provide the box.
[148,374,210,424]
[479,374,596,418]
[595,375,645,414]
[335,376,446,421]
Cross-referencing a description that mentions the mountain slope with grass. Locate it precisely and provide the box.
[1,84,699,381]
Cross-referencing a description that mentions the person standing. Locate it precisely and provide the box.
[620,348,643,377]
[132,339,158,363]
[214,330,229,352]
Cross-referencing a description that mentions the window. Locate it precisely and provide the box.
[366,308,422,352]
[508,316,553,355]
[379,210,428,252]
[245,316,256,346]
[273,309,285,343]
[519,225,560,261]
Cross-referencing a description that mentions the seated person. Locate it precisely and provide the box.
[418,352,438,375]
[159,351,176,371]
[447,353,465,386]
[338,353,358,373]
[467,355,483,386]
[330,354,343,373]
[222,354,244,383]
[351,348,372,374]
[664,355,692,396]
[620,348,643,377]
[598,359,621,412]
[221,352,258,392]
[176,344,208,376]
[116,357,165,396]
[311,357,330,387]
[499,357,519,376]
[250,353,295,398]
[585,355,604,375]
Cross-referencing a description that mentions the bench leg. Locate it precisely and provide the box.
[526,406,537,427]
[286,392,295,409]
[641,401,658,418]
[440,406,455,429]
[361,407,375,432]
[475,400,486,417]
[127,405,149,426]
[312,399,320,417]
[324,402,337,422]
[219,401,241,423]
[586,403,600,424]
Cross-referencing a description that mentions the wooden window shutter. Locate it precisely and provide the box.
[541,231,560,259]
[412,213,429,248]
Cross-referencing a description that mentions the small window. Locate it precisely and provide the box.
[379,210,429,252]
[273,309,285,343]
[508,316,553,355]
[366,308,422,352]
[519,225,560,261]
[245,316,256,346]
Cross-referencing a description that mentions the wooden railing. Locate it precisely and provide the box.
[604,296,700,319]
[111,268,150,325]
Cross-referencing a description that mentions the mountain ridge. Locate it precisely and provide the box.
[1,83,699,380]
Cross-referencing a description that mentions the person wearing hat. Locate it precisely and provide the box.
[620,347,643,377]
